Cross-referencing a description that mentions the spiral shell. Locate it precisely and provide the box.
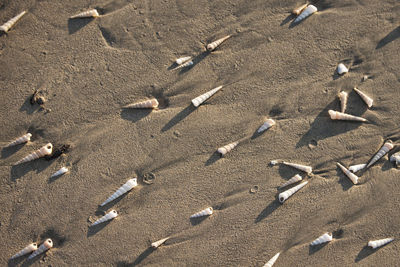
[217,141,239,156]
[10,243,38,259]
[328,110,367,122]
[366,142,394,168]
[123,98,159,109]
[292,4,308,15]
[310,233,332,246]
[278,181,308,203]
[5,133,32,148]
[175,56,192,65]
[100,178,138,206]
[353,87,373,108]
[368,238,394,249]
[337,162,358,184]
[348,164,366,173]
[70,9,99,19]
[336,63,348,75]
[172,60,193,70]
[293,5,317,23]
[279,174,302,189]
[257,119,276,133]
[390,152,400,167]
[190,207,213,219]
[0,11,26,32]
[50,167,69,178]
[151,237,169,249]
[91,210,118,226]
[282,162,312,174]
[338,91,348,113]
[28,239,52,260]
[206,35,232,51]
[15,143,53,165]
[263,252,280,267]
[192,85,223,107]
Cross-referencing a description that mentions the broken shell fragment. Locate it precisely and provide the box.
[4,133,32,148]
[123,98,159,109]
[282,162,312,174]
[368,238,394,249]
[263,252,280,267]
[100,178,138,206]
[328,110,367,122]
[337,63,348,75]
[190,207,213,219]
[50,167,69,178]
[70,9,99,19]
[28,239,52,260]
[279,174,302,189]
[279,181,308,203]
[390,152,400,167]
[192,85,223,107]
[206,35,232,51]
[15,143,53,165]
[11,243,38,260]
[0,11,27,32]
[353,87,373,108]
[292,4,308,16]
[337,162,358,184]
[310,233,333,246]
[293,5,317,23]
[338,91,348,113]
[172,60,193,70]
[175,56,192,65]
[217,141,239,156]
[348,164,366,173]
[366,141,394,168]
[257,119,276,133]
[91,210,118,226]
[151,237,169,249]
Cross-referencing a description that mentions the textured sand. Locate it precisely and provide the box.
[1,0,399,266]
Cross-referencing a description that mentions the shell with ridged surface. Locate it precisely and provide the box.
[190,207,213,219]
[5,133,32,148]
[293,5,317,23]
[328,110,367,122]
[91,210,118,226]
[278,181,308,203]
[10,243,38,259]
[70,9,99,19]
[15,143,53,165]
[368,238,394,249]
[366,142,394,168]
[310,233,332,246]
[192,86,223,107]
[0,11,26,32]
[123,99,159,109]
[100,178,138,206]
[263,252,280,267]
[206,35,231,51]
[28,239,52,260]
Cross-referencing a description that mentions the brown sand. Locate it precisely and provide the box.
[1,0,399,266]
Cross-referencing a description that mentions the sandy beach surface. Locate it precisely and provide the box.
[1,0,399,266]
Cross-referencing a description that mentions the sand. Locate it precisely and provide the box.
[1,0,399,266]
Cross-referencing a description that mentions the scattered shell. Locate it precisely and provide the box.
[175,56,192,65]
[337,162,359,184]
[348,164,366,173]
[310,233,333,246]
[368,238,394,249]
[366,141,394,168]
[0,11,27,32]
[293,5,317,23]
[338,91,348,113]
[100,178,138,206]
[4,133,32,148]
[270,160,279,166]
[337,63,348,75]
[15,143,53,165]
[70,9,99,19]
[190,207,213,219]
[263,252,280,267]
[250,185,259,194]
[143,172,156,184]
[123,99,159,109]
[11,243,38,260]
[390,152,400,167]
[282,162,312,174]
[172,60,193,70]
[28,239,52,260]
[328,110,367,122]
[257,119,276,133]
[151,237,169,249]
[353,87,373,108]
[192,85,223,107]
[279,174,302,189]
[91,210,118,226]
[292,4,308,15]
[50,167,69,178]
[278,181,308,203]
[217,141,239,156]
[206,35,232,51]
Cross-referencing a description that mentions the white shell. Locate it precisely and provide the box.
[50,167,69,178]
[282,162,312,174]
[5,133,32,148]
[206,35,232,51]
[257,119,276,133]
[328,110,367,122]
[348,164,366,173]
[28,239,52,260]
[192,85,223,107]
[390,152,400,167]
[100,178,138,206]
[172,60,193,70]
[279,174,302,189]
[293,5,317,23]
[270,160,279,166]
[91,210,118,226]
[70,9,99,19]
[337,63,349,75]
[11,243,38,259]
[354,87,373,108]
[338,91,348,113]
[15,143,53,165]
[337,162,359,184]
[310,232,333,246]
[151,237,169,249]
[190,207,213,219]
[0,11,26,32]
[292,4,308,15]
[366,142,394,168]
[278,181,308,203]
[175,56,192,65]
[217,141,239,156]
[123,99,159,109]
[368,238,394,249]
[263,252,280,267]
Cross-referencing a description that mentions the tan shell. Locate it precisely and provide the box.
[28,239,52,260]
[278,181,308,203]
[11,242,38,259]
[5,133,32,148]
[366,142,394,168]
[123,99,159,109]
[190,207,213,218]
[175,56,192,65]
[292,4,308,15]
[293,5,317,23]
[70,9,99,19]
[338,91,348,113]
[192,86,223,107]
[15,143,53,165]
[353,87,373,108]
[282,162,312,174]
[337,162,358,184]
[206,35,232,51]
[368,238,394,249]
[328,110,367,122]
[0,11,26,32]
[217,141,239,156]
[151,237,169,249]
[172,60,194,70]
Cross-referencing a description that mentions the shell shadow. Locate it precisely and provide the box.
[280,13,295,26]
[116,247,154,267]
[87,219,114,237]
[19,95,40,115]
[68,18,94,34]
[120,108,153,123]
[255,199,280,223]
[11,159,54,182]
[376,26,400,49]
[355,245,380,262]
[335,164,355,191]
[190,215,210,226]
[308,241,329,255]
[1,144,25,159]
[40,228,66,247]
[277,164,303,181]
[48,172,67,183]
[205,151,221,166]
[161,104,196,132]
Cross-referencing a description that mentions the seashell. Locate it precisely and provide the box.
[15,143,53,165]
[190,207,213,219]
[0,11,27,32]
[151,237,169,249]
[282,162,312,174]
[91,210,118,226]
[257,119,276,133]
[50,167,69,178]
[192,85,223,107]
[172,60,193,70]
[70,9,99,19]
[366,141,394,168]
[270,160,279,166]
[348,164,366,173]
[10,243,38,259]
[123,98,159,109]
[390,152,400,167]
[278,181,308,203]
[292,4,308,16]
[28,239,52,260]
[175,56,192,65]
[337,162,358,184]
[310,232,332,246]
[217,141,239,156]
[353,87,373,108]
[293,5,317,23]
[206,35,232,51]
[336,63,348,75]
[5,133,32,148]
[100,178,138,206]
[368,237,394,249]
[279,174,302,189]
[338,91,348,113]
[328,110,367,122]
[263,252,280,267]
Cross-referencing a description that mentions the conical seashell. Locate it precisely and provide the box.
[348,164,366,173]
[293,5,317,23]
[390,152,400,167]
[336,63,348,75]
[70,9,99,19]
[190,207,213,219]
[257,119,276,133]
[0,11,26,32]
[192,85,223,107]
[368,238,394,249]
[338,91,348,113]
[10,243,38,259]
[328,110,367,122]
[263,252,280,267]
[353,87,373,108]
[278,181,308,203]
[217,141,239,156]
[50,167,69,178]
[292,4,308,15]
[123,98,159,109]
[279,174,302,189]
[366,142,394,168]
[151,237,169,249]
[337,162,358,184]
[28,239,52,260]
[282,162,312,174]
[91,210,118,226]
[15,143,53,165]
[206,35,232,51]
[5,133,32,148]
[100,178,138,206]
[310,232,333,246]
[172,60,193,70]
[175,56,192,65]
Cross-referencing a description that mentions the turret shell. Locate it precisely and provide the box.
[263,252,280,267]
[348,164,366,173]
[366,142,394,168]
[172,60,193,70]
[279,174,302,189]
[50,167,69,178]
[310,233,333,246]
[293,5,317,23]
[282,162,312,174]
[175,56,192,65]
[151,237,169,249]
[354,87,373,108]
[15,143,53,165]
[390,152,400,167]
[0,11,26,32]
[337,63,348,75]
[190,207,213,219]
[257,119,276,133]
[292,4,308,15]
[217,141,239,156]
[28,239,52,260]
[70,9,99,19]
[206,35,232,51]
[368,238,394,249]
[192,85,223,107]
[123,99,159,109]
[100,178,138,206]
[5,133,32,148]
[328,110,367,122]
[278,181,308,203]
[338,91,348,113]
[337,162,358,184]
[91,210,118,226]
[11,243,38,259]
